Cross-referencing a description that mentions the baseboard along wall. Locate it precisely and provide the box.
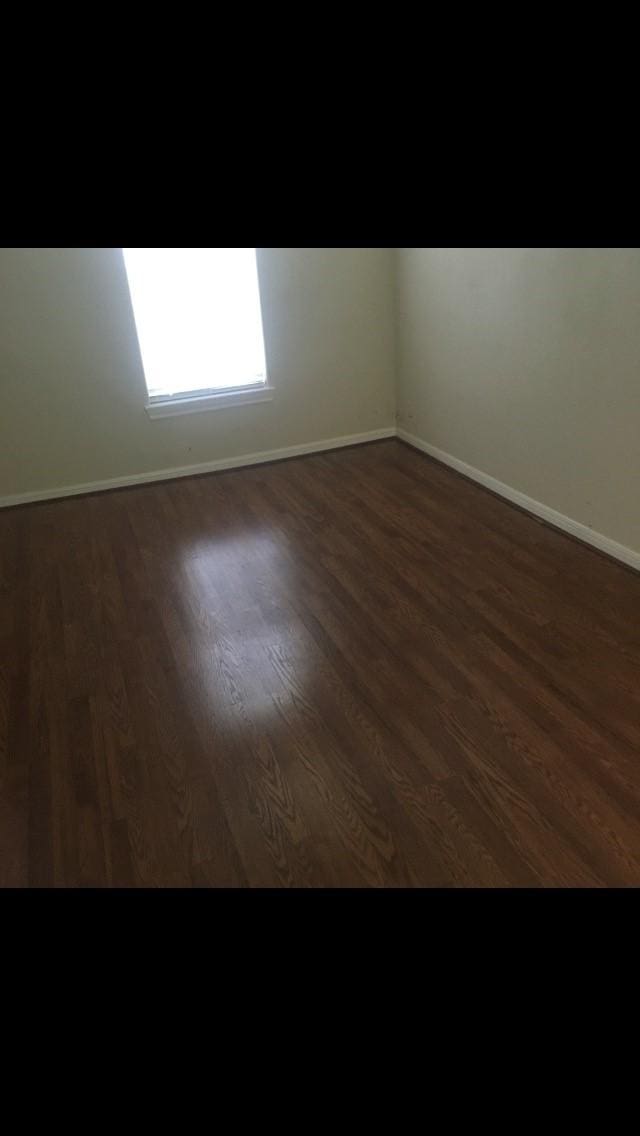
[397,429,640,573]
[2,424,639,573]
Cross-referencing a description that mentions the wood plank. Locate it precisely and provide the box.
[2,439,640,887]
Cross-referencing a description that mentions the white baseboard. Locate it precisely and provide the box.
[0,428,397,510]
[5,423,639,574]
[397,429,640,573]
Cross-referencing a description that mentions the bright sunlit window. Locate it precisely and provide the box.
[123,248,268,414]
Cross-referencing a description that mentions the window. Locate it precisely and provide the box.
[123,247,271,417]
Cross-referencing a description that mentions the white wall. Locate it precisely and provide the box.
[4,246,639,561]
[0,247,396,498]
[397,247,640,556]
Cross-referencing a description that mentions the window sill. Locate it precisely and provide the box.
[146,385,274,420]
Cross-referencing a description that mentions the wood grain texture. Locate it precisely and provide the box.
[1,438,640,888]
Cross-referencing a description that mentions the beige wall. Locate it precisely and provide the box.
[4,246,639,557]
[397,247,640,555]
[0,247,396,498]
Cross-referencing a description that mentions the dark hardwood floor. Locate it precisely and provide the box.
[2,439,640,888]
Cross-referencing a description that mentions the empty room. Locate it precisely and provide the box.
[1,246,639,889]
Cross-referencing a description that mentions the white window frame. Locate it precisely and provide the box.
[122,248,274,419]
[145,381,274,419]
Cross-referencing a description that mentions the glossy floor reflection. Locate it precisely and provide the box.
[2,440,640,887]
